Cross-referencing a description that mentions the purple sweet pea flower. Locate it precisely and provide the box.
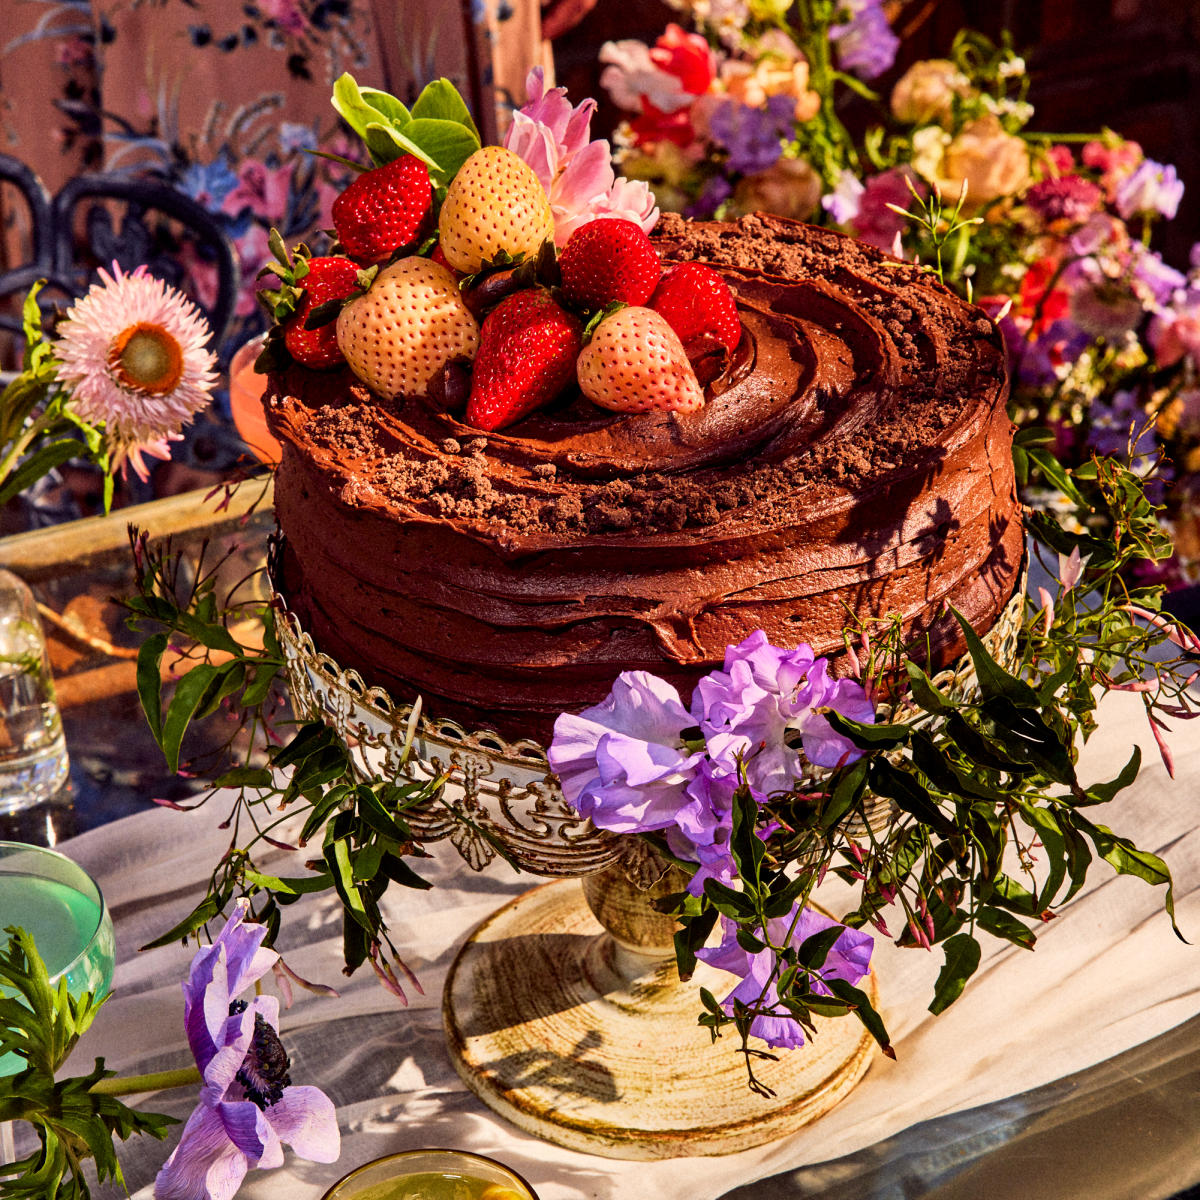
[154,901,340,1200]
[1115,158,1184,221]
[830,0,899,81]
[1130,245,1186,307]
[549,671,703,833]
[692,632,874,795]
[822,169,866,226]
[664,759,743,896]
[697,905,873,1049]
[707,96,794,176]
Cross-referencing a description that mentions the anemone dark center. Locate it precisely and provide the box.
[228,999,291,1109]
[109,323,185,395]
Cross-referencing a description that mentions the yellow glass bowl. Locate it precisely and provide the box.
[320,1148,539,1200]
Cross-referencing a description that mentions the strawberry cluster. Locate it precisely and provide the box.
[258,78,743,434]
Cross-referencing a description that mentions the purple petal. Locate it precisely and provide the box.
[215,1098,277,1166]
[154,1103,251,1200]
[264,1086,341,1163]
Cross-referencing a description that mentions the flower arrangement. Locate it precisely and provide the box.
[0,267,217,514]
[0,904,337,1200]
[109,65,1199,1101]
[602,13,1200,584]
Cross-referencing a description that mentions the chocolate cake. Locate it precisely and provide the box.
[266,213,1023,743]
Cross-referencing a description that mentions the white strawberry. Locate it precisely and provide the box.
[576,307,705,414]
[335,257,479,400]
[438,146,555,274]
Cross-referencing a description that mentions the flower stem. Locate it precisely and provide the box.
[89,1066,202,1097]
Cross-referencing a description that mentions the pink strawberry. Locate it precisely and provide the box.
[576,307,704,415]
[336,257,479,400]
[466,290,582,432]
[650,261,742,355]
[559,218,662,311]
[332,155,433,263]
[281,255,360,369]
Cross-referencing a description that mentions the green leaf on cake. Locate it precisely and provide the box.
[331,73,480,184]
[411,78,480,140]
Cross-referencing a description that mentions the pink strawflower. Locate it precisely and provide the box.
[54,263,217,479]
[505,68,658,245]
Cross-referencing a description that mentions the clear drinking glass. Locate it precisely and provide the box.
[321,1149,539,1200]
[0,841,116,1166]
[0,570,69,816]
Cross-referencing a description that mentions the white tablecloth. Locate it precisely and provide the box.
[46,690,1200,1199]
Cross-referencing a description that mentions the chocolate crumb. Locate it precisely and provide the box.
[441,438,461,455]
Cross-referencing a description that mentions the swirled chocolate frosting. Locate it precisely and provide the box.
[267,213,1023,742]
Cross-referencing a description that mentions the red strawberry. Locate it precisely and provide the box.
[281,255,360,368]
[465,290,582,432]
[649,262,742,355]
[332,155,433,263]
[429,242,455,273]
[559,218,662,311]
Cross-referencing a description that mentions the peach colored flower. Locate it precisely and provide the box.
[890,59,974,126]
[940,116,1031,209]
[730,157,821,221]
[720,55,820,123]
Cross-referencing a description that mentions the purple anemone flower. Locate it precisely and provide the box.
[549,671,704,833]
[697,905,873,1048]
[154,901,340,1200]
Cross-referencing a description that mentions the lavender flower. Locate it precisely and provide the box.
[830,0,899,81]
[822,169,866,226]
[548,671,703,833]
[707,95,795,176]
[1086,388,1159,469]
[1115,158,1184,220]
[697,906,873,1049]
[154,901,339,1200]
[691,631,874,795]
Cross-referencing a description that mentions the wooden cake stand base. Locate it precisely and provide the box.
[443,865,878,1159]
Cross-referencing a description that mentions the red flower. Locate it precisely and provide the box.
[1018,257,1069,332]
[630,99,695,148]
[649,23,715,96]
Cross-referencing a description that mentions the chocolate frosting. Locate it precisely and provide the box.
[267,213,1023,742]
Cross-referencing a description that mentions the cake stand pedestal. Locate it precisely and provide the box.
[443,863,876,1159]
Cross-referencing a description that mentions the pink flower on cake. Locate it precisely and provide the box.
[506,68,658,245]
[53,263,217,480]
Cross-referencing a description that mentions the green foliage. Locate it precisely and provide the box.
[0,283,111,510]
[660,448,1196,1084]
[331,74,481,185]
[124,529,455,984]
[0,930,174,1200]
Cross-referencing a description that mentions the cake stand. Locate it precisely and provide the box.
[272,573,1026,1159]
